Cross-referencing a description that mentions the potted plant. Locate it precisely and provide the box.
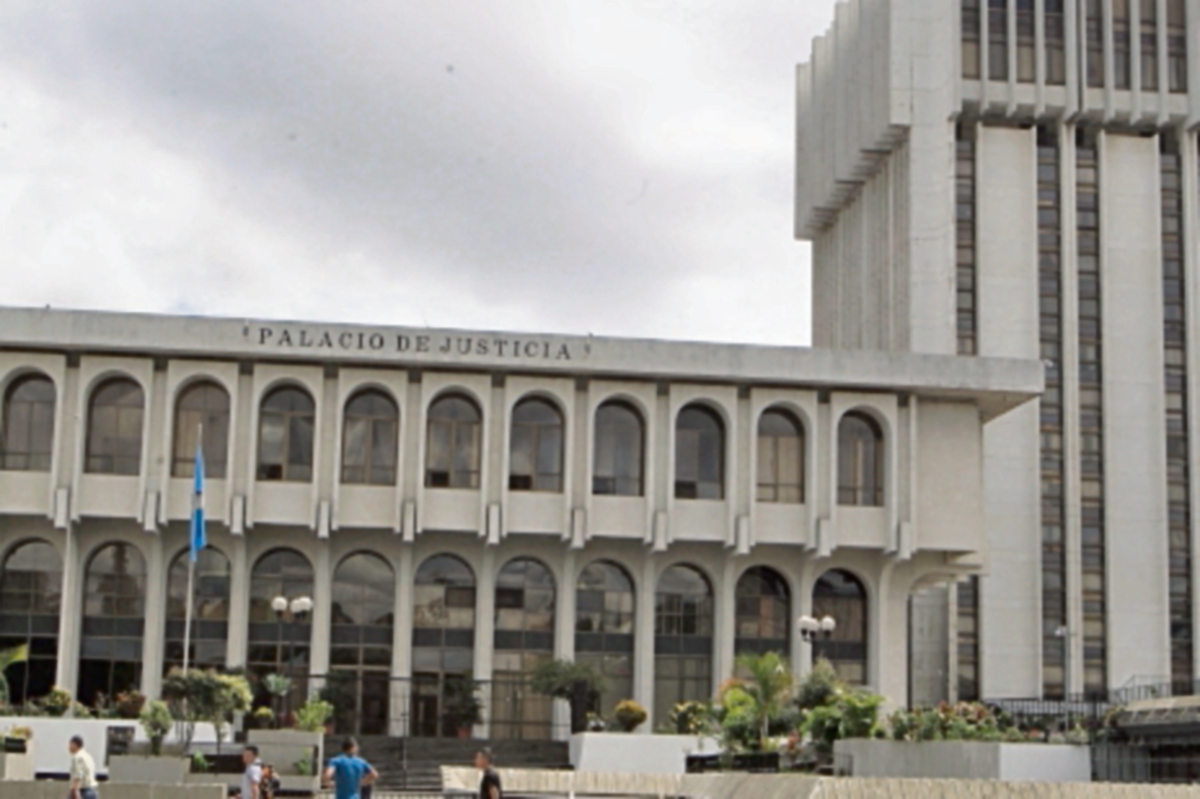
[39,687,73,718]
[139,700,174,756]
[293,699,334,733]
[262,673,293,729]
[531,659,604,734]
[443,679,484,738]
[613,700,647,733]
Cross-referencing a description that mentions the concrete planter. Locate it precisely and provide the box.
[107,755,189,785]
[833,739,1092,782]
[0,717,219,778]
[569,732,721,775]
[0,748,34,781]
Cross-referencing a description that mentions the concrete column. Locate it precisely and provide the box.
[390,544,414,735]
[226,536,249,668]
[1057,121,1084,695]
[1182,128,1200,683]
[55,524,80,696]
[714,559,737,691]
[1101,131,1171,687]
[553,547,577,739]
[633,555,657,731]
[473,546,496,736]
[141,534,167,698]
[872,562,907,704]
[309,540,332,694]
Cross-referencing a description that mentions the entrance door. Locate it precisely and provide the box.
[411,674,442,737]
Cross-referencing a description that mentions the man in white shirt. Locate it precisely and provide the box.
[241,745,263,799]
[68,735,98,799]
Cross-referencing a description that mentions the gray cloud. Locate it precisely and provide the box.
[0,1,831,344]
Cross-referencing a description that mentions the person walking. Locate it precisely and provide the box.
[67,736,98,799]
[323,738,378,799]
[260,764,281,799]
[475,748,501,799]
[241,745,263,799]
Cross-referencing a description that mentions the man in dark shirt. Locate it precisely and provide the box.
[474,748,501,799]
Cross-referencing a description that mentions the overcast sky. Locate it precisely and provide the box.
[0,2,833,346]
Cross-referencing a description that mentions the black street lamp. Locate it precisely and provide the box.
[798,614,837,662]
[272,595,313,720]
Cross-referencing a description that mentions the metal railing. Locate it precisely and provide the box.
[288,673,569,741]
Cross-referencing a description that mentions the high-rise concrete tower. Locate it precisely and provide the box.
[797,0,1200,699]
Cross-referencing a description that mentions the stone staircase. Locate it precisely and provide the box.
[327,737,571,793]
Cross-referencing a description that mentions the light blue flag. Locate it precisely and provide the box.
[190,441,206,561]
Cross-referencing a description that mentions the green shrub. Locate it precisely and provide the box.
[139,701,173,756]
[796,658,840,710]
[293,699,333,733]
[669,700,712,736]
[613,700,647,732]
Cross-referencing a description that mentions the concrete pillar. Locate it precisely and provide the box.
[226,536,249,669]
[473,546,496,736]
[141,534,167,698]
[390,544,414,736]
[55,524,80,696]
[633,555,657,731]
[553,547,577,739]
[714,559,737,690]
[309,540,332,696]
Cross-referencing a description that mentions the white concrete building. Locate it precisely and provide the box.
[797,0,1200,700]
[0,307,1039,735]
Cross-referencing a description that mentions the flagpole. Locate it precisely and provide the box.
[182,423,203,675]
[183,551,195,674]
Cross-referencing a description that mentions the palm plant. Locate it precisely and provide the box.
[0,645,29,707]
[735,651,793,750]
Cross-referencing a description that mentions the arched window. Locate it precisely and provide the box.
[85,378,144,475]
[1,375,55,472]
[412,555,477,738]
[165,547,230,672]
[492,558,555,740]
[0,540,61,704]
[425,394,482,489]
[735,566,791,656]
[330,553,395,735]
[509,397,564,492]
[576,561,635,721]
[838,412,884,506]
[654,565,713,725]
[675,405,724,499]
[342,390,399,485]
[172,381,231,478]
[248,549,314,710]
[78,542,146,705]
[757,409,804,503]
[257,386,315,482]
[593,401,644,496]
[813,569,868,685]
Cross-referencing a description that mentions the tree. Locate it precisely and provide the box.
[0,645,28,707]
[139,700,174,756]
[735,652,794,751]
[530,660,605,734]
[161,669,252,750]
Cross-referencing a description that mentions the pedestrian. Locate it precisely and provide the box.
[67,735,98,799]
[323,737,378,799]
[475,748,501,799]
[260,763,281,799]
[241,745,263,799]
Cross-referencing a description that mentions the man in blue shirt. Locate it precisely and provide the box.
[323,738,378,799]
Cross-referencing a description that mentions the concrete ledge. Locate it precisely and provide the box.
[569,733,721,775]
[834,739,1092,782]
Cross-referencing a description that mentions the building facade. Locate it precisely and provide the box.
[796,0,1200,699]
[0,307,1038,736]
